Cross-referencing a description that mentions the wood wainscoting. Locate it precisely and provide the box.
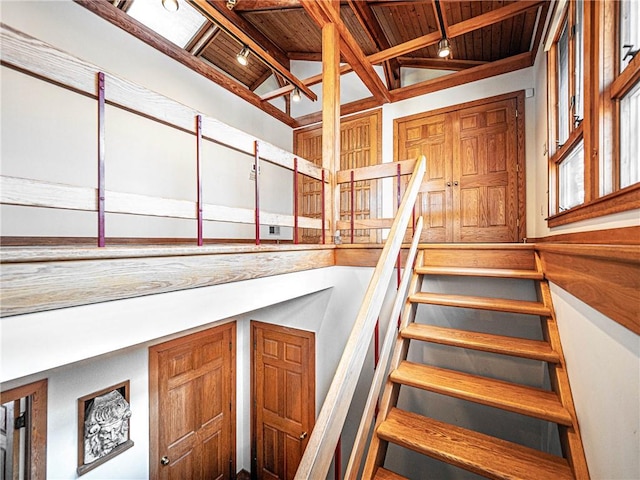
[534,227,640,335]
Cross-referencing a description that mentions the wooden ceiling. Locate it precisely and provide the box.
[78,0,550,127]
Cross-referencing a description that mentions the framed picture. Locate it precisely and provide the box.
[77,380,134,476]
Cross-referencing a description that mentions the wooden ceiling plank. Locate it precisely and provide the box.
[348,0,400,89]
[189,0,317,101]
[305,0,390,103]
[74,0,296,127]
[206,0,290,66]
[448,1,543,39]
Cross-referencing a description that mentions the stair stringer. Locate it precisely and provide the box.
[537,269,590,479]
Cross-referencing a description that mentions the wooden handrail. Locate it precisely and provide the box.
[294,155,426,480]
[344,216,424,478]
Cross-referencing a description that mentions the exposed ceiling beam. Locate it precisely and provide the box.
[189,0,317,101]
[348,0,400,89]
[390,51,533,102]
[397,56,487,71]
[447,1,544,38]
[303,0,390,103]
[186,23,219,56]
[205,0,290,68]
[231,0,302,12]
[249,69,273,91]
[74,0,297,127]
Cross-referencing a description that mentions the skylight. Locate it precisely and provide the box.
[127,0,207,48]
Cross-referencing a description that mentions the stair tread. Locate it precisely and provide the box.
[410,292,551,316]
[377,408,574,480]
[391,362,573,425]
[402,323,561,363]
[416,265,543,279]
[373,467,409,480]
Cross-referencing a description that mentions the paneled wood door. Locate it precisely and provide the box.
[395,92,525,243]
[149,323,236,480]
[251,321,315,480]
[294,109,382,243]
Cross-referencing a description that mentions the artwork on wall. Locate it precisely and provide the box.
[77,380,134,476]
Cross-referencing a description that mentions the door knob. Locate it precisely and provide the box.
[299,431,308,440]
[161,456,170,466]
[454,181,459,186]
[446,182,452,187]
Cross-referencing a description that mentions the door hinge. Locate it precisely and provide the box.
[229,341,232,351]
[515,109,518,118]
[14,412,27,430]
[517,218,520,227]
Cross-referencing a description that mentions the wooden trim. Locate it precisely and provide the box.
[0,247,335,316]
[390,52,533,103]
[396,57,488,71]
[547,182,640,227]
[527,226,640,244]
[536,243,640,335]
[0,380,48,480]
[293,96,381,128]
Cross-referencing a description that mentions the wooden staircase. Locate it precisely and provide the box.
[362,244,589,480]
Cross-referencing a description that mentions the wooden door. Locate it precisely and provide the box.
[395,93,524,243]
[454,98,519,242]
[294,110,382,243]
[251,321,315,480]
[150,323,236,480]
[396,113,453,242]
[293,129,323,244]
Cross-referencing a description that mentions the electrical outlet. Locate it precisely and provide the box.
[268,225,280,235]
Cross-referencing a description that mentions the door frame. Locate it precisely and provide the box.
[149,322,236,479]
[250,320,315,479]
[0,379,48,480]
[394,90,526,242]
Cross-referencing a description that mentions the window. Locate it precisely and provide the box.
[547,0,640,227]
[548,0,585,216]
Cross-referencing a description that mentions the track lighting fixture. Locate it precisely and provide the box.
[226,0,237,10]
[162,0,179,12]
[437,38,451,58]
[236,46,250,66]
[291,87,301,103]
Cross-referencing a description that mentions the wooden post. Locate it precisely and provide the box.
[322,15,340,244]
[254,141,260,245]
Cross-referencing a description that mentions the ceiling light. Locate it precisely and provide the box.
[437,38,451,58]
[291,88,301,103]
[226,0,237,10]
[236,46,250,66]
[162,0,179,12]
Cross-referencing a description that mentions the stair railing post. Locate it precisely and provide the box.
[196,115,203,246]
[254,140,260,245]
[97,71,106,248]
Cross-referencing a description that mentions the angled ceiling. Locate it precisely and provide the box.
[77,0,550,127]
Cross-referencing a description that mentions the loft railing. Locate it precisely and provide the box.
[294,155,426,479]
[0,24,325,246]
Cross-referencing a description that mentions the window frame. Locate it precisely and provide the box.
[547,0,640,227]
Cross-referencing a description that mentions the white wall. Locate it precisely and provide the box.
[0,0,294,240]
[1,266,399,479]
[551,285,640,480]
